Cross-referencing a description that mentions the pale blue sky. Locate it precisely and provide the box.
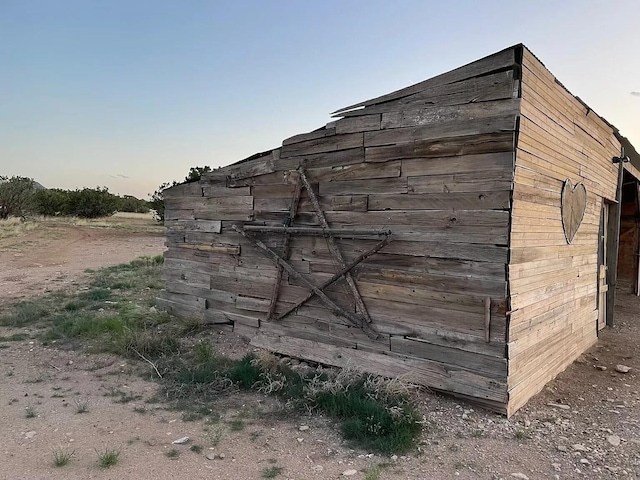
[1,1,638,198]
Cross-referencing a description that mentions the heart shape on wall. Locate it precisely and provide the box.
[561,179,587,244]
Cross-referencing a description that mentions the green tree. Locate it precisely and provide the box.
[0,176,35,219]
[116,195,150,213]
[66,187,118,218]
[149,165,212,223]
[149,182,175,223]
[185,166,212,183]
[33,188,71,216]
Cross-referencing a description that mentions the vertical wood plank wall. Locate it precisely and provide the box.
[159,47,522,413]
[506,48,621,415]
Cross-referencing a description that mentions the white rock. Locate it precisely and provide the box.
[24,431,36,439]
[556,445,568,452]
[615,365,631,373]
[299,425,310,431]
[342,470,358,476]
[311,465,324,473]
[552,463,561,471]
[296,438,304,443]
[547,402,570,410]
[391,455,398,461]
[511,474,529,480]
[596,365,607,371]
[206,453,216,460]
[572,444,589,452]
[607,434,621,446]
[580,458,590,465]
[217,453,226,459]
[172,436,190,444]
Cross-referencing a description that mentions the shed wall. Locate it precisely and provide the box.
[506,48,621,415]
[159,47,522,412]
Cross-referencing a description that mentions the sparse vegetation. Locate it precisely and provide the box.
[189,444,203,454]
[96,447,120,468]
[52,447,75,467]
[514,429,532,440]
[24,405,37,418]
[206,426,224,446]
[74,398,90,413]
[1,255,422,455]
[229,418,246,431]
[262,465,284,478]
[165,448,180,459]
[0,333,28,342]
[112,391,143,404]
[364,463,390,480]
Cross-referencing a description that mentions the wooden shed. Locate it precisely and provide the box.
[158,44,640,416]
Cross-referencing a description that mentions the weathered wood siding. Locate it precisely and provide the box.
[159,46,522,413]
[506,48,621,415]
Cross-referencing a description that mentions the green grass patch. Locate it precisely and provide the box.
[364,463,391,480]
[24,405,37,418]
[158,346,420,454]
[96,447,120,468]
[0,333,28,342]
[0,300,53,327]
[165,448,180,459]
[79,288,112,302]
[262,466,284,478]
[52,447,75,467]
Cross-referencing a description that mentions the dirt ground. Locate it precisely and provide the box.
[1,218,639,479]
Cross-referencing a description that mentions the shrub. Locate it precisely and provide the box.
[0,176,35,219]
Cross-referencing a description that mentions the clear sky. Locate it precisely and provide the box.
[1,0,638,199]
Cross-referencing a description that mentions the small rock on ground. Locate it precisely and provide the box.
[615,364,631,373]
[511,474,529,480]
[342,469,358,476]
[607,434,621,446]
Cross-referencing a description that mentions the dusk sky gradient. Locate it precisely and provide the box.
[1,1,638,198]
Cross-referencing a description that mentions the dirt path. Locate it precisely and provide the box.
[0,220,639,479]
[0,220,165,302]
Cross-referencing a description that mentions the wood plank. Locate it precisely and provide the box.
[235,295,271,313]
[368,191,510,211]
[381,99,520,129]
[323,209,509,227]
[165,220,222,234]
[334,114,381,134]
[408,170,512,194]
[358,281,507,314]
[333,46,516,114]
[364,115,517,148]
[201,186,251,197]
[305,160,401,182]
[402,152,513,177]
[337,70,516,118]
[177,243,240,254]
[365,132,514,162]
[162,182,202,198]
[390,337,507,378]
[164,209,194,221]
[357,268,506,297]
[280,132,363,158]
[282,127,335,146]
[276,147,365,171]
[319,177,408,196]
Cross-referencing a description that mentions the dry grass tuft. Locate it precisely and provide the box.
[0,218,38,240]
